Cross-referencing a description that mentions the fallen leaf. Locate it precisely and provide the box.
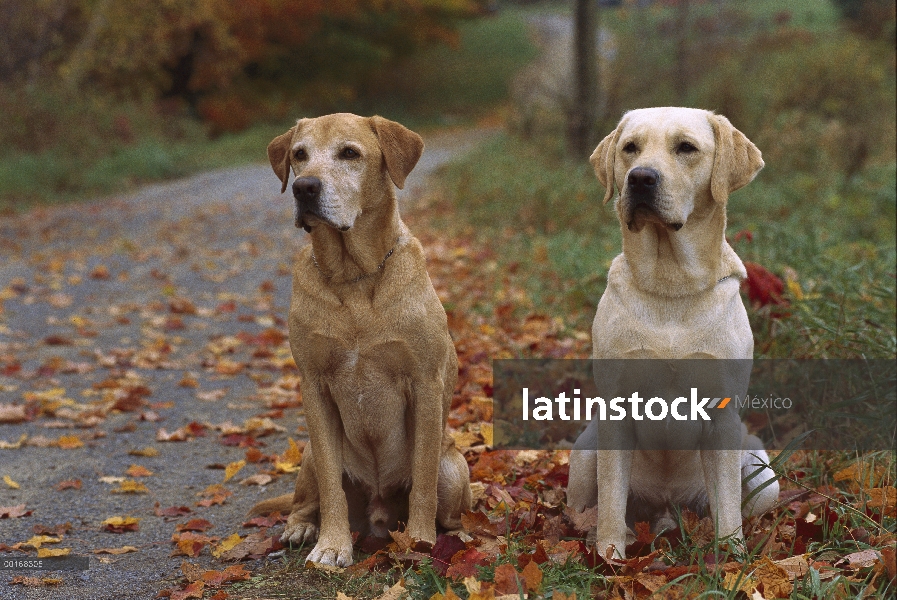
[128,446,160,457]
[111,480,149,494]
[223,460,245,482]
[56,434,83,449]
[155,504,192,518]
[176,519,214,533]
[563,504,598,532]
[3,474,20,489]
[774,555,810,581]
[221,531,282,560]
[37,547,71,557]
[170,581,204,600]
[125,464,154,478]
[211,533,243,558]
[32,523,71,536]
[239,474,272,486]
[865,487,896,517]
[520,559,543,593]
[0,404,27,423]
[753,556,793,598]
[0,504,32,519]
[373,581,407,600]
[102,516,140,533]
[57,479,82,491]
[836,549,880,569]
[493,563,521,595]
[25,535,61,549]
[722,571,757,594]
[201,564,250,587]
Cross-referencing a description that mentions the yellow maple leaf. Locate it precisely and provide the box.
[37,547,71,558]
[274,461,301,474]
[224,460,246,483]
[3,475,20,489]
[282,437,302,465]
[25,536,61,549]
[211,533,243,558]
[111,480,148,494]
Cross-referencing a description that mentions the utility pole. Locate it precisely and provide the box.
[568,0,598,158]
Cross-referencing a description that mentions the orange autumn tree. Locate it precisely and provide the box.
[45,0,477,130]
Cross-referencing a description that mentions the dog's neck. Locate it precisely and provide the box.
[620,201,746,297]
[307,193,404,286]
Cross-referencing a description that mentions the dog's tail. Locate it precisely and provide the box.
[247,493,292,516]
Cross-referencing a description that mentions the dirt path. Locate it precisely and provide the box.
[0,126,495,600]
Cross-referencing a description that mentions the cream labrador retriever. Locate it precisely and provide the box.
[567,107,779,559]
[249,113,471,567]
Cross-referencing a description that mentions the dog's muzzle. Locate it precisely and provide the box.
[292,176,322,232]
[624,167,683,232]
[291,176,351,233]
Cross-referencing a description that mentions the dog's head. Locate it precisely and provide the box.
[267,113,424,232]
[590,107,763,233]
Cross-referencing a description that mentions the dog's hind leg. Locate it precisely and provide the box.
[436,436,471,531]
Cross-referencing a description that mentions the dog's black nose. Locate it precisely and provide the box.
[627,167,659,193]
[293,176,321,203]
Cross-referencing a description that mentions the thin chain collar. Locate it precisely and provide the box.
[312,237,399,284]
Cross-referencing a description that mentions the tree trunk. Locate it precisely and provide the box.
[675,0,691,103]
[568,0,598,158]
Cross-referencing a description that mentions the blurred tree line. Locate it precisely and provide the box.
[0,0,479,151]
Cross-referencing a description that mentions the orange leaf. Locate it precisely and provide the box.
[56,435,83,449]
[125,465,154,477]
[520,559,543,592]
[492,563,520,595]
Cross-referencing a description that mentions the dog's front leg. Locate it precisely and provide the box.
[303,383,354,567]
[701,449,744,546]
[406,379,444,547]
[595,449,632,559]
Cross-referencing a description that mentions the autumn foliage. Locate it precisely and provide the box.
[0,0,478,138]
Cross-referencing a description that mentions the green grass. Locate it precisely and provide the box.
[0,124,286,210]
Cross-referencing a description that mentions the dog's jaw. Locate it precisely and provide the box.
[625,204,685,233]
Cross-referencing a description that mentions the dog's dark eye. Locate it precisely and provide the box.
[340,147,359,159]
[294,148,307,160]
[677,141,698,154]
[622,142,638,153]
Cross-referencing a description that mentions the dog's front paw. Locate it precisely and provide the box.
[306,537,354,567]
[281,514,318,546]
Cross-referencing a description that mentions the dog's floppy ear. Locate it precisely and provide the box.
[370,116,424,190]
[590,125,622,204]
[709,114,764,204]
[267,124,298,194]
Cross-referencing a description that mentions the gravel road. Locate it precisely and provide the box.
[0,126,494,600]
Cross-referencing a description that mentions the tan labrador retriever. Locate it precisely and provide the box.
[567,107,779,559]
[248,113,471,567]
